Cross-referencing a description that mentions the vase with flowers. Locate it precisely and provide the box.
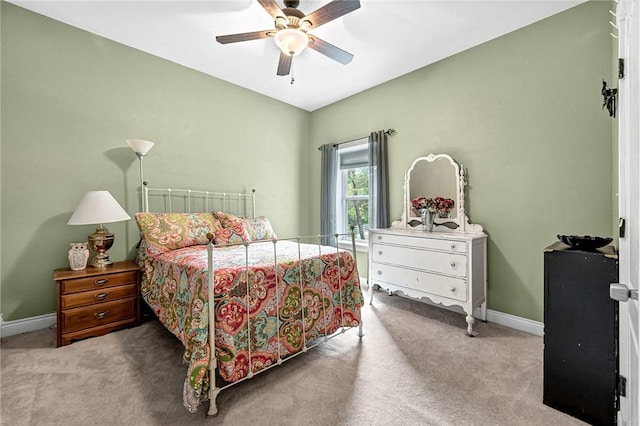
[433,196,455,218]
[411,196,436,231]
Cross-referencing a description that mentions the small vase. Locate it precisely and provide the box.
[420,209,435,232]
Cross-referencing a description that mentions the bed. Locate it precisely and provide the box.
[134,188,364,415]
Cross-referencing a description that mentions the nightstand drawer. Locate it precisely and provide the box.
[61,283,137,309]
[62,298,136,333]
[60,271,137,294]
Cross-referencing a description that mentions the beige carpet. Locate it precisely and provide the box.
[1,289,587,426]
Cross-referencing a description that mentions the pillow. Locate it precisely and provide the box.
[243,216,277,241]
[135,212,222,258]
[212,211,244,228]
[211,211,251,245]
[212,224,251,245]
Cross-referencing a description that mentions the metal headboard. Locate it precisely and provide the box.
[143,186,256,217]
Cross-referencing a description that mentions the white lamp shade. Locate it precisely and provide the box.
[274,29,309,56]
[68,191,131,225]
[126,139,155,156]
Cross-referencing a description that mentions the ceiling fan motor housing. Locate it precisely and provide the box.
[284,1,300,8]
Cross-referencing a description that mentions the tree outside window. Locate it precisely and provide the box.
[337,140,370,242]
[344,167,369,240]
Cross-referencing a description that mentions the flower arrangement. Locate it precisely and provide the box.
[434,196,455,218]
[411,196,436,212]
[412,196,454,217]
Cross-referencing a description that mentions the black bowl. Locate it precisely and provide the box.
[557,234,613,251]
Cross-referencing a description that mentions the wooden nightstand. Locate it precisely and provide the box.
[53,260,141,347]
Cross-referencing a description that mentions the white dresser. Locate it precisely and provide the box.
[369,227,487,335]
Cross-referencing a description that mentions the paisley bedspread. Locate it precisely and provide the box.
[138,240,363,411]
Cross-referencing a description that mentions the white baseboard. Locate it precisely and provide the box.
[0,312,56,338]
[368,283,544,336]
[0,303,544,339]
[485,309,544,336]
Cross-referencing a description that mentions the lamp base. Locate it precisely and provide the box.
[92,253,113,268]
[88,225,115,269]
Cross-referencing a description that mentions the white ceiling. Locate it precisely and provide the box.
[9,0,585,111]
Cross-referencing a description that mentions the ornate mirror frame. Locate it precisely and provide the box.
[393,153,483,234]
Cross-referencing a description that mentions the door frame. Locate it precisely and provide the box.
[616,1,639,424]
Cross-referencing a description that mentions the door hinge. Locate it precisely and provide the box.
[619,58,625,79]
[619,375,627,397]
[619,217,626,238]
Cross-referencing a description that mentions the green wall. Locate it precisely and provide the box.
[1,1,615,324]
[0,2,310,321]
[309,1,614,322]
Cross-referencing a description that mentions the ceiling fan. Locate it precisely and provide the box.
[216,0,361,77]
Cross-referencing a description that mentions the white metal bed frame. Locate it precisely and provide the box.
[141,185,364,415]
[143,186,256,217]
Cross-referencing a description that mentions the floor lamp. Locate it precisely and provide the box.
[126,139,154,212]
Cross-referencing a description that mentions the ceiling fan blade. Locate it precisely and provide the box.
[307,36,354,65]
[258,0,284,20]
[302,0,361,29]
[216,30,273,44]
[277,52,292,76]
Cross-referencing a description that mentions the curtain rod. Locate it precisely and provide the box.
[317,128,396,150]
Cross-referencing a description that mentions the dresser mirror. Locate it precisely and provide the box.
[409,156,458,220]
[396,153,483,234]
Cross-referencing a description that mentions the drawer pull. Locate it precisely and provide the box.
[94,279,108,286]
[377,270,382,275]
[450,243,456,249]
[378,250,383,255]
[94,310,110,320]
[450,261,456,267]
[449,286,456,292]
[377,235,382,240]
[94,292,109,300]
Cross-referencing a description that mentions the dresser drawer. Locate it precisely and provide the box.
[61,283,137,309]
[372,232,467,253]
[60,271,138,294]
[371,262,467,302]
[61,298,136,333]
[372,245,467,277]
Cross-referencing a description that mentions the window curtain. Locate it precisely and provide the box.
[320,143,338,245]
[369,130,390,229]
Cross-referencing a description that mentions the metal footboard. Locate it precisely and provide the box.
[205,227,364,416]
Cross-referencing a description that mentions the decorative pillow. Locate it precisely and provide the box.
[135,212,222,258]
[212,211,244,228]
[243,216,277,241]
[212,224,251,245]
[211,211,251,245]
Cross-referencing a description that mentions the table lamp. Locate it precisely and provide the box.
[67,191,131,268]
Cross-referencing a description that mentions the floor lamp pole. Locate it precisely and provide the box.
[137,154,146,212]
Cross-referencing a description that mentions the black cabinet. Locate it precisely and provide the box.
[543,242,619,426]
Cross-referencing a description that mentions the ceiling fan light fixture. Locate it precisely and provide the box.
[274,28,308,56]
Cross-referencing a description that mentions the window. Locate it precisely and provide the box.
[336,140,369,242]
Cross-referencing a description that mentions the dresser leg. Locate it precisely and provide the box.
[465,314,475,336]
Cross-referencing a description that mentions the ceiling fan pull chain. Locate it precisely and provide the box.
[290,55,295,85]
